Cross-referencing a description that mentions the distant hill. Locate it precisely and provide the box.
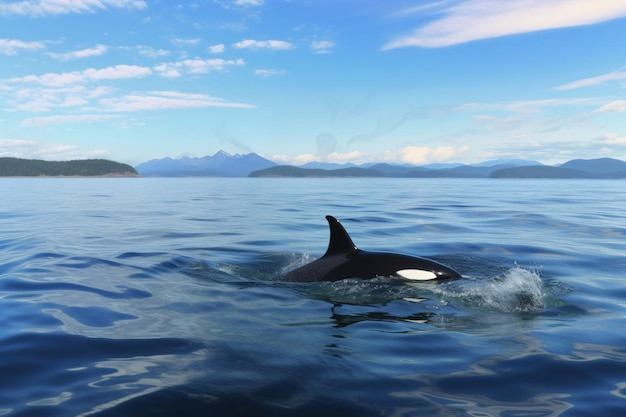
[368,163,417,176]
[0,158,138,177]
[490,165,593,179]
[472,158,542,167]
[135,151,277,177]
[492,158,626,178]
[559,158,626,177]
[252,159,546,179]
[249,165,386,177]
[301,161,357,170]
[405,163,537,178]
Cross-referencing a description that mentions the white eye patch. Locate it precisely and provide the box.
[396,269,437,281]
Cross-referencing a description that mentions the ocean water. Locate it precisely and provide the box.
[1,177,625,417]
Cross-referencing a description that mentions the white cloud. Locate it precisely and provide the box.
[152,66,181,79]
[273,151,366,166]
[326,151,367,163]
[85,64,152,80]
[555,69,626,90]
[254,69,286,77]
[20,114,120,127]
[594,99,626,114]
[98,90,255,111]
[233,39,295,50]
[37,144,111,160]
[4,84,113,112]
[4,86,255,115]
[8,64,151,86]
[457,97,604,114]
[383,0,626,49]
[153,58,244,78]
[208,44,225,53]
[154,63,183,78]
[383,145,470,164]
[0,138,110,160]
[310,40,334,54]
[137,46,170,58]
[233,0,264,5]
[0,138,38,155]
[392,0,457,17]
[0,0,147,17]
[270,153,317,165]
[598,133,626,145]
[0,38,46,55]
[272,145,468,166]
[486,136,626,164]
[172,38,201,47]
[47,44,108,61]
[1,60,250,114]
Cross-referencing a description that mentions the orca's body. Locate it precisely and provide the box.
[279,216,461,282]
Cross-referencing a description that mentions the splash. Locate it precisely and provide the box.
[433,267,545,313]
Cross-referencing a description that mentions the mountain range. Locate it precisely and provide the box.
[135,151,275,177]
[135,152,626,179]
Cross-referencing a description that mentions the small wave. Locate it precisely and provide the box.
[433,267,545,313]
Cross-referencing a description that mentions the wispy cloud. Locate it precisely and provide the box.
[233,39,295,50]
[6,85,113,112]
[6,58,243,88]
[137,45,170,58]
[8,65,152,87]
[254,68,286,77]
[598,133,626,146]
[208,44,225,54]
[384,145,469,165]
[20,114,120,127]
[47,44,108,61]
[0,138,110,160]
[272,145,469,166]
[98,91,255,112]
[456,97,602,137]
[456,97,604,114]
[154,58,244,78]
[1,59,250,114]
[383,0,626,49]
[233,0,264,5]
[0,0,147,17]
[594,99,626,114]
[486,136,626,164]
[391,0,456,17]
[0,138,39,155]
[172,38,201,47]
[0,38,46,55]
[270,153,316,165]
[554,68,626,90]
[310,40,334,54]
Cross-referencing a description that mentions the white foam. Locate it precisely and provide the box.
[432,267,545,313]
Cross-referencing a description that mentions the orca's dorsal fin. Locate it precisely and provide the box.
[323,216,359,257]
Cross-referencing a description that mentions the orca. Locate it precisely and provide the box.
[279,216,461,282]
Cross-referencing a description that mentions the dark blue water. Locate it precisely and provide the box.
[1,178,625,416]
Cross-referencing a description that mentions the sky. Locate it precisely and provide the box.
[1,0,626,166]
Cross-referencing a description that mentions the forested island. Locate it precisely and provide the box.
[0,158,138,177]
[248,165,386,178]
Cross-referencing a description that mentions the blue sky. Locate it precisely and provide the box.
[1,0,626,166]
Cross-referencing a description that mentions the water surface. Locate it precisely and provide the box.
[1,178,625,416]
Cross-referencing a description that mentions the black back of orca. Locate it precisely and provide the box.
[279,216,461,282]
